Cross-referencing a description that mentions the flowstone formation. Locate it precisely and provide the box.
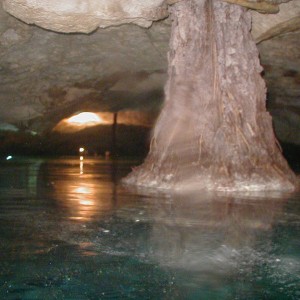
[124,0,297,192]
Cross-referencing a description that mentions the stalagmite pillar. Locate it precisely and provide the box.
[124,0,297,191]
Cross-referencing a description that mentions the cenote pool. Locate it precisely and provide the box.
[0,157,299,299]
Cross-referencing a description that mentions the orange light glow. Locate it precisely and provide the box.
[53,110,155,133]
[79,200,94,206]
[67,112,102,125]
[53,112,113,133]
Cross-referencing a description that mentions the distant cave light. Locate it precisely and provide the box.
[53,111,157,133]
[67,112,102,126]
[53,112,111,133]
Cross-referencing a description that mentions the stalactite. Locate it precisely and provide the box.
[124,0,297,192]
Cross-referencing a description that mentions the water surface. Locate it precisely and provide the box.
[0,157,299,299]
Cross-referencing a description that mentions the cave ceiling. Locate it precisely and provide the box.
[0,0,300,144]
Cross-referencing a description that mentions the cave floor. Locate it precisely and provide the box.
[0,157,299,299]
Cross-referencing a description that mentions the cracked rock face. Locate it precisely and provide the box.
[0,0,300,146]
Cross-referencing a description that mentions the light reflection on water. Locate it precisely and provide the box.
[0,157,299,299]
[52,171,114,222]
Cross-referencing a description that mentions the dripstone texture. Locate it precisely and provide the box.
[124,0,297,191]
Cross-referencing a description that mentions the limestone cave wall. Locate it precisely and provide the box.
[0,0,299,147]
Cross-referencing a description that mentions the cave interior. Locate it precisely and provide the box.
[0,0,299,172]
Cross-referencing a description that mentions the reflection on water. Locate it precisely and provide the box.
[0,157,299,299]
[51,165,114,222]
[37,158,120,223]
[0,159,42,197]
[147,195,285,274]
[55,179,111,222]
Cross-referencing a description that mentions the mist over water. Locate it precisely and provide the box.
[0,157,299,299]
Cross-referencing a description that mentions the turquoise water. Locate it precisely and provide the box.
[0,157,299,299]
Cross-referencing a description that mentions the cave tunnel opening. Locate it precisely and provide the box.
[0,108,157,158]
[0,0,299,191]
[48,110,155,158]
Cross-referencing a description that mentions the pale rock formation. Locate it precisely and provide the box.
[3,0,168,32]
[252,1,300,43]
